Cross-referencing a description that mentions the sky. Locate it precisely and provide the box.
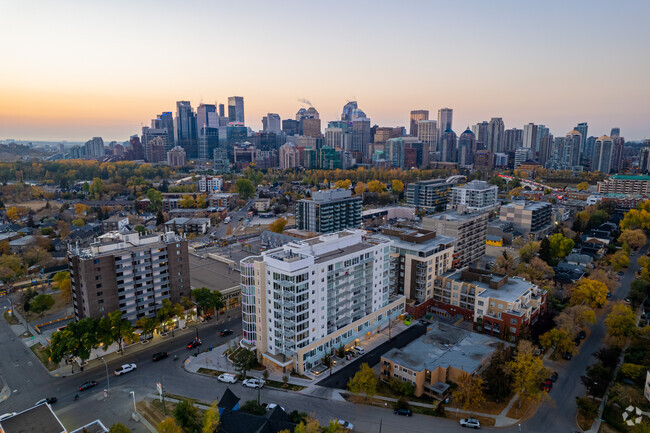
[1,0,649,142]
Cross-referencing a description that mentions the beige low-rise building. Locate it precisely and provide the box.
[380,321,501,398]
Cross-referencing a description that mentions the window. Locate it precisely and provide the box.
[510,318,517,324]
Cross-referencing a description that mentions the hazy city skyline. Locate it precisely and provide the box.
[2,0,649,141]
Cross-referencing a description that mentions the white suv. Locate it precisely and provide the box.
[242,378,265,389]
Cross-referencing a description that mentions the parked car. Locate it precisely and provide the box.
[114,363,137,376]
[221,329,234,337]
[353,346,365,353]
[218,373,238,384]
[264,403,285,412]
[0,413,17,421]
[550,372,559,382]
[606,291,611,298]
[337,420,354,431]
[35,397,57,406]
[187,339,202,349]
[562,351,573,360]
[618,271,624,276]
[460,418,481,429]
[242,378,265,389]
[578,330,586,339]
[574,337,581,346]
[152,352,169,362]
[79,381,98,391]
[394,408,412,417]
[541,379,553,392]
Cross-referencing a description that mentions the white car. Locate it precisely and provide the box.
[242,378,265,389]
[0,413,16,421]
[459,418,481,429]
[265,403,285,412]
[114,363,137,376]
[353,346,365,353]
[218,373,238,384]
[338,420,354,431]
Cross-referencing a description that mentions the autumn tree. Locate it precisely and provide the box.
[108,423,131,433]
[202,402,220,433]
[74,203,87,215]
[269,217,288,234]
[493,251,516,276]
[6,206,19,221]
[179,195,195,209]
[89,177,106,199]
[548,233,574,264]
[452,372,485,411]
[347,363,378,400]
[570,278,608,308]
[605,303,637,347]
[518,241,540,263]
[333,179,351,190]
[294,417,322,433]
[366,180,386,193]
[508,340,550,405]
[539,328,574,355]
[173,400,201,433]
[555,305,596,336]
[619,229,647,250]
[515,257,554,285]
[354,182,366,195]
[620,208,650,231]
[609,250,630,271]
[392,179,405,195]
[576,181,590,191]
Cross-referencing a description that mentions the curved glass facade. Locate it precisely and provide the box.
[241,262,257,344]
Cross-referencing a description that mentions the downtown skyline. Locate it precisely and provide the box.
[1,0,649,141]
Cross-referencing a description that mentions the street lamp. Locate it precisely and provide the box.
[129,391,137,414]
[101,357,110,395]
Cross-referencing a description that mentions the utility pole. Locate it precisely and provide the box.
[101,357,110,395]
[195,327,200,356]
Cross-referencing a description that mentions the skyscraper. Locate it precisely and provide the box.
[196,103,220,160]
[417,120,437,167]
[152,112,175,151]
[437,108,453,141]
[574,122,588,156]
[611,135,625,173]
[262,113,281,134]
[522,123,538,149]
[409,110,429,137]
[341,101,358,122]
[175,101,198,159]
[639,145,650,173]
[564,130,582,167]
[472,121,489,150]
[227,96,245,124]
[610,127,621,139]
[504,128,523,152]
[486,117,505,153]
[351,117,371,160]
[592,135,613,173]
[538,134,554,167]
[457,128,476,166]
[439,129,457,163]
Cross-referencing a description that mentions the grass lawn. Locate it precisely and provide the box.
[506,398,539,420]
[445,409,497,427]
[30,344,59,371]
[265,379,306,392]
[3,310,19,325]
[198,367,224,376]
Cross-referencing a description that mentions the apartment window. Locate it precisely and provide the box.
[98,299,104,304]
[490,301,495,307]
[96,291,103,297]
[498,304,503,309]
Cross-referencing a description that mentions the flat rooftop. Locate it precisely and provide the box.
[382,322,501,373]
[443,268,537,303]
[0,404,66,433]
[426,210,487,222]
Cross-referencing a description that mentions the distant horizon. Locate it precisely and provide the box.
[2,1,649,142]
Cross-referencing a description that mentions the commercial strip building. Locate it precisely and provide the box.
[296,188,362,234]
[498,200,553,240]
[449,180,498,213]
[240,230,405,374]
[423,210,488,269]
[597,175,650,196]
[68,231,190,323]
[432,268,547,341]
[380,322,501,398]
[379,226,455,317]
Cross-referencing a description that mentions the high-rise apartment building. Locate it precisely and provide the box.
[417,120,437,167]
[381,226,454,306]
[487,118,505,153]
[592,135,614,173]
[538,133,554,166]
[351,117,371,160]
[282,119,299,136]
[141,127,169,161]
[423,210,488,269]
[574,122,588,158]
[406,179,455,210]
[410,110,429,137]
[499,201,553,240]
[472,121,489,150]
[439,129,457,162]
[262,113,281,134]
[84,137,105,159]
[127,136,143,160]
[457,128,476,166]
[450,180,498,213]
[240,229,405,373]
[175,101,198,159]
[146,136,166,163]
[610,127,620,139]
[198,176,223,192]
[597,174,650,195]
[167,145,186,167]
[522,123,538,149]
[324,127,344,149]
[296,189,362,233]
[611,136,625,173]
[504,128,523,153]
[564,130,582,167]
[279,143,299,169]
[639,146,650,173]
[68,231,190,323]
[437,108,453,139]
[152,112,175,151]
[227,96,245,124]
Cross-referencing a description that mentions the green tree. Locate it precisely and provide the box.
[235,179,255,200]
[481,344,512,402]
[30,294,55,314]
[191,287,224,316]
[156,299,184,332]
[548,233,574,264]
[538,237,552,265]
[89,177,106,199]
[146,188,163,211]
[136,316,157,339]
[173,400,201,433]
[452,372,485,411]
[109,310,135,353]
[108,423,131,433]
[156,209,166,226]
[240,400,266,415]
[232,348,256,378]
[269,217,288,234]
[518,241,540,263]
[347,363,378,400]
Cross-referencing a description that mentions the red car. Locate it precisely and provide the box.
[187,339,202,350]
[541,379,553,392]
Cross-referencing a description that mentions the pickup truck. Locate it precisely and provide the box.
[114,363,137,376]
